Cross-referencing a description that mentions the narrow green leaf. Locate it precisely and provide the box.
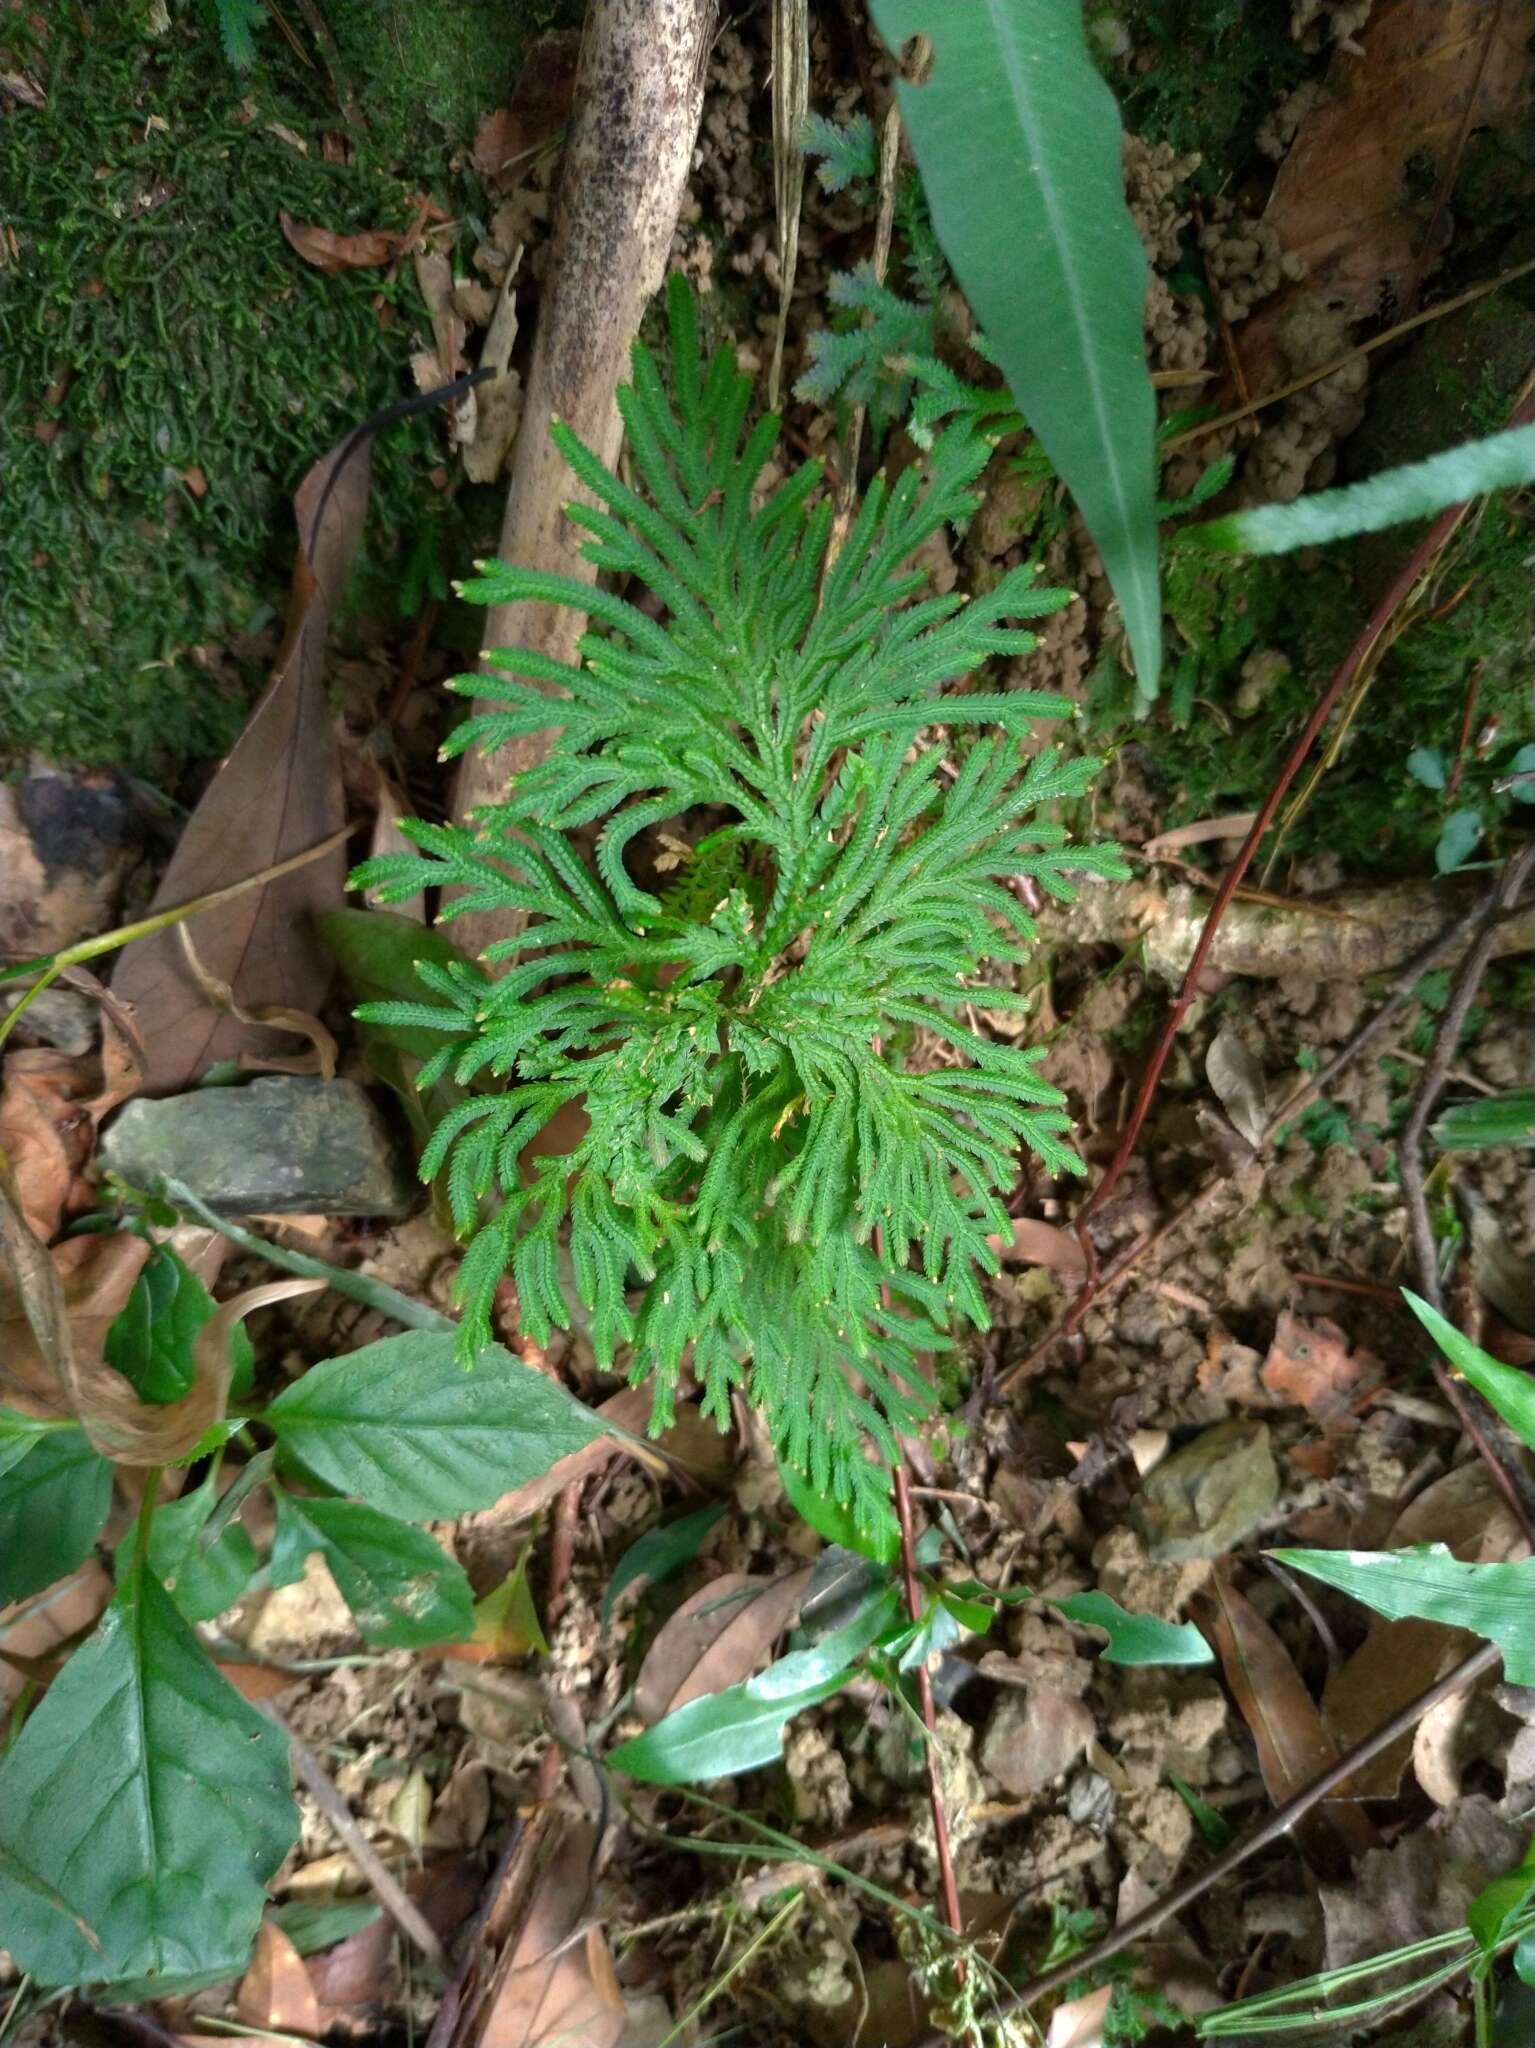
[262,1330,607,1519]
[1169,1773,1233,1848]
[1273,1544,1535,1684]
[1050,1590,1215,1667]
[777,1459,899,1568]
[270,1488,473,1649]
[0,1557,297,1987]
[1468,1841,1535,1957]
[269,1899,383,1955]
[1191,422,1535,558]
[1433,1089,1535,1154]
[869,0,1160,690]
[0,1425,112,1604]
[104,1244,255,1406]
[602,1503,727,1624]
[111,1469,259,1623]
[1402,1289,1535,1453]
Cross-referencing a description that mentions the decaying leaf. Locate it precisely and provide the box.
[1206,1026,1268,1151]
[279,209,405,274]
[0,1050,93,1242]
[1260,1310,1381,1424]
[633,1568,813,1726]
[237,1918,323,2037]
[1241,0,1535,387]
[111,434,363,1092]
[175,925,339,1079]
[470,30,580,193]
[992,1216,1087,1274]
[0,1561,112,1713]
[1197,1568,1376,1873]
[1045,1984,1112,2048]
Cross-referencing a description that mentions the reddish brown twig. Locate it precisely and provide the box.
[1061,384,1535,1327]
[892,1462,966,1950]
[1441,659,1483,804]
[913,1639,1501,2043]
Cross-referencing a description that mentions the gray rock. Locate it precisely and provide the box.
[980,1687,1095,1799]
[102,1074,416,1217]
[1135,1418,1279,1562]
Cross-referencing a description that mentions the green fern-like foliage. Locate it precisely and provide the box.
[355,276,1127,1528]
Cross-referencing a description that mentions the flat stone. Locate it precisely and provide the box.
[1134,1418,1279,1562]
[101,1074,416,1217]
[980,1687,1095,1799]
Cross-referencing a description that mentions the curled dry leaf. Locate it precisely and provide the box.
[111,431,363,1092]
[1197,1567,1377,1874]
[1260,1310,1382,1424]
[1141,812,1259,857]
[632,1567,813,1725]
[176,925,339,1080]
[990,1216,1087,1274]
[238,1918,323,2037]
[279,209,405,273]
[1205,1026,1268,1152]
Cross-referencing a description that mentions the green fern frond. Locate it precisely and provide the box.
[350,273,1127,1532]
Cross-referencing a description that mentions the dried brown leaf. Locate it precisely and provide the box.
[476,1815,623,2048]
[991,1217,1087,1275]
[1260,1310,1381,1423]
[470,31,579,192]
[1242,0,1535,386]
[279,209,403,273]
[238,1920,322,2037]
[1198,1568,1377,1872]
[1045,1986,1112,2048]
[111,438,362,1090]
[0,1561,112,1712]
[1142,813,1259,857]
[1206,1027,1268,1152]
[0,1049,96,1241]
[633,1568,812,1725]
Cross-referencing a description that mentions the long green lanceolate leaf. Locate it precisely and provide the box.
[1403,1288,1535,1452]
[0,1554,297,1988]
[1192,422,1535,557]
[869,0,1161,693]
[0,1411,112,1605]
[1274,1544,1535,1685]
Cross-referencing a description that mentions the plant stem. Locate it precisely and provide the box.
[655,1888,803,2048]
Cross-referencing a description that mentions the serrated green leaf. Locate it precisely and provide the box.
[0,1423,112,1604]
[1432,1089,1535,1154]
[869,0,1160,692]
[1192,422,1535,558]
[103,1244,255,1406]
[1403,1289,1535,1453]
[602,1503,727,1624]
[111,1468,259,1623]
[1050,1590,1215,1667]
[1273,1543,1535,1683]
[270,1488,473,1649]
[777,1459,898,1568]
[0,1556,297,1987]
[262,1330,607,1519]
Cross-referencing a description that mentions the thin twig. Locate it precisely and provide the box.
[892,1464,966,1947]
[262,1700,446,1964]
[913,1640,1501,2040]
[998,882,1504,1395]
[1060,384,1535,1325]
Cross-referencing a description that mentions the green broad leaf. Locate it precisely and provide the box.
[1433,1089,1535,1154]
[269,1899,383,1955]
[1518,1933,1535,1986]
[0,1423,112,1604]
[1435,807,1484,876]
[0,1407,71,1480]
[869,0,1161,692]
[1273,1544,1535,1684]
[1169,1773,1234,1848]
[0,1557,297,1988]
[1406,746,1449,792]
[104,1243,255,1405]
[609,1582,904,1787]
[270,1488,473,1650]
[1402,1290,1535,1453]
[602,1503,727,1624]
[318,909,475,1060]
[1050,1591,1215,1667]
[1468,1840,1535,1957]
[111,1469,259,1623]
[262,1330,607,1519]
[1191,421,1535,558]
[777,1459,899,1568]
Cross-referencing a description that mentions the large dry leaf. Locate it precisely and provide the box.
[1242,0,1535,385]
[1260,1311,1382,1425]
[633,1567,813,1725]
[1198,1569,1377,1873]
[0,769,141,962]
[470,30,580,193]
[279,209,405,274]
[0,1049,93,1241]
[238,1919,323,2037]
[111,440,362,1091]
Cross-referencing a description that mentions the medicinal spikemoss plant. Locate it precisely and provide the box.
[357,277,1128,1529]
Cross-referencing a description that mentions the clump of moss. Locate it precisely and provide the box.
[0,1,558,783]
